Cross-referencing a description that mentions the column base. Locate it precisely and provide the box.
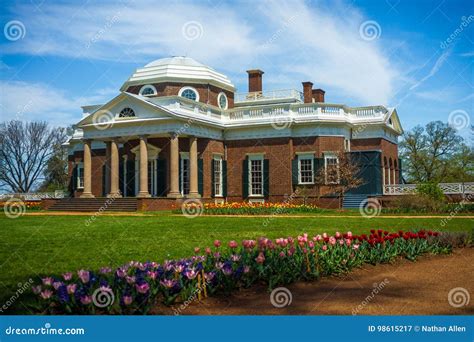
[107,192,122,198]
[187,192,201,198]
[136,192,151,198]
[167,191,183,198]
[80,192,95,198]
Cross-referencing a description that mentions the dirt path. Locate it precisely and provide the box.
[196,214,474,219]
[163,248,474,315]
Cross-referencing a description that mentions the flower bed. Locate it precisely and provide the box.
[180,202,326,215]
[31,229,453,314]
[0,200,42,210]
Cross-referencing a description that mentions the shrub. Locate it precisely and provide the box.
[416,183,445,202]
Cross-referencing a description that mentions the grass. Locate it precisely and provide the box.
[0,211,472,311]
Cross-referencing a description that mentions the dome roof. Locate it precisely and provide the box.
[120,56,235,92]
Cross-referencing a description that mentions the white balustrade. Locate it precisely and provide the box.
[0,191,68,201]
[384,183,474,195]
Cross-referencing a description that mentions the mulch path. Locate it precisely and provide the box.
[154,248,474,315]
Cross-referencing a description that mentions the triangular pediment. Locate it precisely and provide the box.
[386,108,403,134]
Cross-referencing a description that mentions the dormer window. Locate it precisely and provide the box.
[218,92,228,109]
[139,85,157,96]
[119,107,135,118]
[179,86,199,102]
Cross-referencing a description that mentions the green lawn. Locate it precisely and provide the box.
[0,212,472,309]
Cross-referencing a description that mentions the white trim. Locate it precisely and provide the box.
[248,155,264,197]
[178,86,200,102]
[217,92,228,110]
[76,162,84,189]
[122,155,128,197]
[139,84,157,97]
[324,152,339,184]
[180,153,190,196]
[213,155,223,197]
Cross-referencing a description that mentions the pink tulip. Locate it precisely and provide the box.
[328,237,336,245]
[80,295,92,305]
[32,285,42,294]
[314,234,322,242]
[194,247,200,254]
[243,266,250,274]
[322,233,328,239]
[42,277,53,286]
[67,284,77,294]
[62,272,73,281]
[77,270,90,283]
[136,283,150,294]
[255,252,265,264]
[308,241,315,248]
[53,282,63,290]
[322,245,328,251]
[339,239,344,246]
[353,244,360,250]
[335,232,341,238]
[214,240,221,248]
[40,290,53,299]
[147,271,158,280]
[347,231,353,238]
[205,247,212,254]
[123,295,133,305]
[279,251,285,258]
[345,239,352,246]
[228,240,238,249]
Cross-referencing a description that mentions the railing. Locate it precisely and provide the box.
[0,191,68,201]
[235,89,303,103]
[383,183,474,195]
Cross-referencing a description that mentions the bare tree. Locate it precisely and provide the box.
[0,120,68,193]
[314,151,364,208]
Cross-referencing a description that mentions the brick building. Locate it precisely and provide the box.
[64,56,403,210]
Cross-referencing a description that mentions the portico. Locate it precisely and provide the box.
[79,134,201,199]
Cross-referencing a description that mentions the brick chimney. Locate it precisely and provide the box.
[312,88,325,103]
[302,81,313,103]
[247,69,264,93]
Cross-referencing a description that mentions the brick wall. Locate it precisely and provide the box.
[126,82,234,109]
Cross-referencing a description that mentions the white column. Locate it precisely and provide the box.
[167,133,182,198]
[188,136,200,198]
[137,136,151,198]
[80,140,94,198]
[108,139,122,198]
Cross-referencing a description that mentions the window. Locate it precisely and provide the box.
[139,85,157,96]
[179,87,199,102]
[77,163,84,189]
[324,153,339,184]
[218,92,228,109]
[180,154,190,195]
[213,156,223,196]
[298,155,314,184]
[248,156,264,196]
[119,107,135,118]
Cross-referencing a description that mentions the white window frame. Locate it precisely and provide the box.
[213,155,223,197]
[178,86,200,102]
[298,154,314,185]
[248,155,264,197]
[324,153,340,184]
[139,84,157,97]
[77,162,84,189]
[217,92,228,109]
[344,139,351,152]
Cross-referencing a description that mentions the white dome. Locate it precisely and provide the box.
[121,56,235,92]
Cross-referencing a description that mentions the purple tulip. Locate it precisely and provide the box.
[160,279,177,289]
[62,272,73,281]
[77,270,90,283]
[123,295,133,305]
[136,283,150,294]
[40,290,53,299]
[80,295,92,305]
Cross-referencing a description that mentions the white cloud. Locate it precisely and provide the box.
[408,47,452,91]
[1,0,401,106]
[0,81,113,126]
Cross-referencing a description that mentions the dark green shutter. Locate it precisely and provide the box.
[314,158,323,184]
[398,159,403,184]
[156,159,167,197]
[119,159,124,196]
[242,157,248,199]
[222,160,227,197]
[126,160,135,197]
[70,165,78,193]
[198,159,203,196]
[263,159,270,198]
[292,158,299,187]
[211,159,215,197]
[102,164,107,196]
[179,157,182,193]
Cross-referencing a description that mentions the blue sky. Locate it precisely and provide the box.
[0,0,472,139]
